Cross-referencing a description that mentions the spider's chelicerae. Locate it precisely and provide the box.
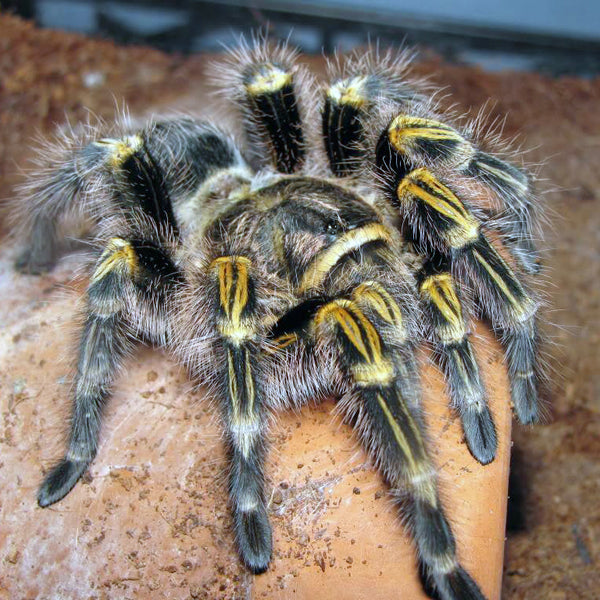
[15,39,544,600]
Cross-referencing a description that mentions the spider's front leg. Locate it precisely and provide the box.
[224,40,314,174]
[312,283,485,600]
[207,255,272,573]
[38,237,180,507]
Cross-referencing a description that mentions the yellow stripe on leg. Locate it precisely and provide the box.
[420,273,467,343]
[91,238,138,283]
[315,299,394,386]
[388,115,474,164]
[211,256,254,343]
[315,300,373,362]
[471,245,533,320]
[476,158,529,194]
[265,333,299,354]
[352,282,403,327]
[375,392,437,506]
[397,168,480,249]
[227,347,260,459]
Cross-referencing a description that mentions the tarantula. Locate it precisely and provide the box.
[15,39,543,600]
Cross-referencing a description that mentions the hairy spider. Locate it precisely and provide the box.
[14,38,544,600]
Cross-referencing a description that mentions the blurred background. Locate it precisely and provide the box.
[4,0,600,76]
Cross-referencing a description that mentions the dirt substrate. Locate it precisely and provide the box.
[0,14,598,600]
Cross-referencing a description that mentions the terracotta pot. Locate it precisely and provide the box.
[0,265,509,599]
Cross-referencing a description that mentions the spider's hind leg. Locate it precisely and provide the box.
[38,236,181,507]
[380,107,542,275]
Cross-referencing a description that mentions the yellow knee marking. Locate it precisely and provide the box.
[94,135,143,168]
[245,64,292,95]
[388,115,473,160]
[211,256,254,342]
[316,299,383,363]
[316,299,399,389]
[299,223,391,293]
[420,273,466,343]
[327,76,369,108]
[91,238,138,283]
[397,168,480,248]
[352,282,404,328]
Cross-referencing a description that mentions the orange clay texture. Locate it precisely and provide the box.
[0,14,598,600]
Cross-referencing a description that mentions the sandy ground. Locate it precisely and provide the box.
[0,14,598,600]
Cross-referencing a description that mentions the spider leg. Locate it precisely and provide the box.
[462,234,540,424]
[222,41,310,174]
[321,48,422,178]
[37,236,180,507]
[376,128,541,425]
[311,286,485,600]
[321,76,367,177]
[380,110,541,274]
[466,150,540,274]
[418,257,496,464]
[208,255,272,573]
[322,52,540,273]
[15,117,249,271]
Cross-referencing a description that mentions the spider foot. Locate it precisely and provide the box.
[15,248,56,274]
[37,458,89,507]
[460,404,497,466]
[434,565,486,600]
[511,375,539,425]
[413,499,486,599]
[234,506,273,574]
